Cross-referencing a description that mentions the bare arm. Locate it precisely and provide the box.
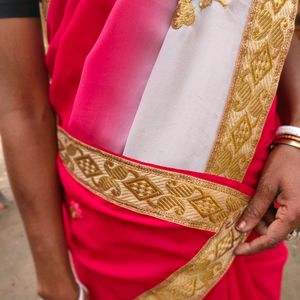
[0,18,79,299]
[235,34,300,255]
[277,35,300,126]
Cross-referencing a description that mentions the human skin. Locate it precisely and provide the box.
[0,15,299,300]
[0,18,89,300]
[235,35,300,255]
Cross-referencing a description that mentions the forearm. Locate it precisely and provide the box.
[278,34,300,125]
[1,105,77,298]
[0,18,77,299]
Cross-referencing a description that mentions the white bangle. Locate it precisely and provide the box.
[276,125,300,138]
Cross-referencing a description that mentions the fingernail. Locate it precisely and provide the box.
[236,221,247,232]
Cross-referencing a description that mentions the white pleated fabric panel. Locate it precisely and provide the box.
[123,0,251,172]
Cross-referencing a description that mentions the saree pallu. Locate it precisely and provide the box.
[44,0,297,299]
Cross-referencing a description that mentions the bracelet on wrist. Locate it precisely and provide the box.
[276,125,300,138]
[272,125,300,150]
[272,138,300,150]
[275,134,300,142]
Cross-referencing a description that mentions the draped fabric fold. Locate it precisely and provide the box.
[45,0,297,299]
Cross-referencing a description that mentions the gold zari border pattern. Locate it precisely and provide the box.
[58,128,248,233]
[206,0,298,181]
[56,0,298,298]
[58,127,249,300]
[138,223,248,300]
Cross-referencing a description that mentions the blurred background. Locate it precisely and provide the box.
[0,3,300,300]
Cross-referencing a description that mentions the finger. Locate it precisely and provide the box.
[254,220,268,235]
[236,179,278,232]
[255,206,279,235]
[263,207,276,225]
[235,217,292,255]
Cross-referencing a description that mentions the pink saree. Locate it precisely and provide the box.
[45,0,297,299]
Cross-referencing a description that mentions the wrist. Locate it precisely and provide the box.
[287,119,300,127]
[38,276,79,300]
[273,125,300,151]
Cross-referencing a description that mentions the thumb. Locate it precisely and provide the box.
[236,179,278,232]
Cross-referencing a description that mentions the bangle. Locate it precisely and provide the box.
[273,138,300,150]
[276,134,300,142]
[276,125,300,138]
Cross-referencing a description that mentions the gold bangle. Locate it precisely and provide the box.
[273,138,300,150]
[276,134,300,142]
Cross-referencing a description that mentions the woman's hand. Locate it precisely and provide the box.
[235,143,300,255]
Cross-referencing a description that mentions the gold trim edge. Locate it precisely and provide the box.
[137,221,248,300]
[137,0,298,298]
[58,127,249,300]
[206,0,298,182]
[58,127,249,233]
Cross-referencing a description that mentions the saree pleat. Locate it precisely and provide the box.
[45,0,295,299]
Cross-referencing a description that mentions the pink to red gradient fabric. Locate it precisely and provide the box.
[46,1,288,299]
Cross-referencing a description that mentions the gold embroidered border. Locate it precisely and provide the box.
[58,128,249,233]
[137,221,248,300]
[39,0,50,52]
[58,127,249,299]
[56,1,298,298]
[206,0,298,181]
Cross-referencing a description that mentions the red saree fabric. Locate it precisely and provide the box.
[46,1,288,299]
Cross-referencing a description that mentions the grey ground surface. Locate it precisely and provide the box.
[0,143,299,300]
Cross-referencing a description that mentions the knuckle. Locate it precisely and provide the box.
[284,207,300,224]
[266,237,280,249]
[244,204,262,219]
[256,180,276,198]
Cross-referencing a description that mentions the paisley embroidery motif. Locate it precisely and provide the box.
[58,127,249,300]
[206,0,297,181]
[58,128,248,233]
[55,0,297,298]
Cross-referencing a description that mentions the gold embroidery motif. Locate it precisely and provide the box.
[199,0,213,10]
[58,128,249,233]
[56,2,297,298]
[189,195,222,217]
[218,0,228,6]
[206,0,297,181]
[199,0,228,10]
[172,0,196,29]
[58,127,249,299]
[137,219,248,300]
[75,155,102,177]
[172,0,230,29]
